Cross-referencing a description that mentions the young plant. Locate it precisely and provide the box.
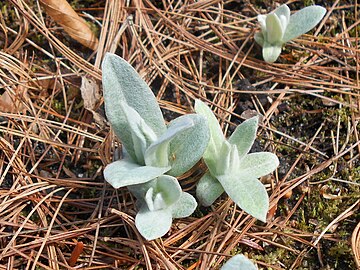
[102,53,209,188]
[102,54,209,240]
[195,100,279,222]
[128,175,197,240]
[254,4,326,63]
[221,255,257,270]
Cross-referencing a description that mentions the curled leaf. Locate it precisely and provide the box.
[167,114,210,177]
[145,116,194,168]
[40,0,98,50]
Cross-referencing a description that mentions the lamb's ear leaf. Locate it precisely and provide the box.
[102,53,166,140]
[273,4,290,26]
[155,175,182,207]
[194,100,225,163]
[266,13,284,44]
[120,102,157,163]
[254,32,265,47]
[221,255,258,270]
[238,152,279,178]
[283,6,326,42]
[145,116,194,167]
[262,41,282,63]
[167,114,210,177]
[228,116,259,158]
[196,172,224,207]
[217,172,269,222]
[135,205,172,240]
[104,159,170,188]
[170,192,197,218]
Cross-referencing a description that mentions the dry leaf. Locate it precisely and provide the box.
[80,76,100,110]
[0,87,26,113]
[40,0,98,50]
[80,76,106,127]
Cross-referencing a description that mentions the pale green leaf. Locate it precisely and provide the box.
[194,100,225,163]
[196,172,224,207]
[221,255,258,270]
[155,175,182,207]
[273,4,290,28]
[283,6,326,42]
[238,152,279,178]
[218,172,269,222]
[211,140,231,176]
[266,13,284,44]
[120,101,157,164]
[145,116,194,167]
[171,192,197,218]
[135,205,172,240]
[228,116,258,158]
[102,54,166,152]
[262,42,282,63]
[104,159,170,188]
[254,32,264,47]
[167,114,210,176]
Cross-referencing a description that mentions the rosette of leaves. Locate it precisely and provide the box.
[127,175,197,240]
[221,255,257,270]
[102,53,210,188]
[195,100,279,222]
[254,4,326,63]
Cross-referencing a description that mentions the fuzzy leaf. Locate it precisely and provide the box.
[145,116,194,167]
[155,175,182,207]
[167,114,210,176]
[217,172,269,222]
[254,32,264,47]
[102,54,166,154]
[273,4,290,28]
[214,142,240,176]
[171,192,197,218]
[194,100,225,164]
[228,116,258,158]
[257,15,267,33]
[238,152,279,178]
[120,102,157,164]
[196,172,224,207]
[262,41,282,63]
[104,159,170,188]
[135,205,172,240]
[266,13,284,44]
[221,254,258,270]
[283,6,326,42]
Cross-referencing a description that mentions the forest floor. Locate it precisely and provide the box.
[0,0,359,269]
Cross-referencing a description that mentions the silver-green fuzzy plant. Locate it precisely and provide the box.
[254,4,326,63]
[195,100,279,222]
[221,254,258,270]
[102,53,210,240]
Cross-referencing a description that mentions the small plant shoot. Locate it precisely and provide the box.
[102,53,209,240]
[254,4,326,63]
[195,100,279,222]
[221,254,258,270]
